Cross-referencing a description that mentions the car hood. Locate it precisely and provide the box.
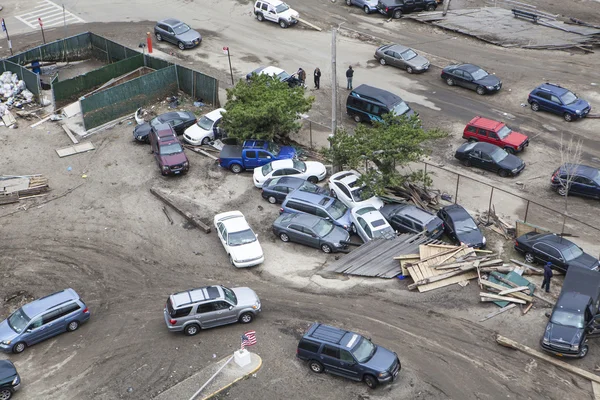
[570,253,600,270]
[232,287,260,307]
[133,123,152,140]
[497,154,524,171]
[546,322,583,347]
[324,226,351,244]
[406,55,429,69]
[229,240,264,262]
[353,196,384,209]
[503,131,528,147]
[178,29,202,42]
[475,75,501,87]
[0,319,17,344]
[184,123,210,140]
[280,9,299,19]
[159,151,188,166]
[0,360,17,381]
[305,161,327,176]
[566,98,591,113]
[277,146,297,159]
[456,229,485,247]
[363,345,397,372]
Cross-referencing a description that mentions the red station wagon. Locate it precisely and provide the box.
[149,123,190,176]
[463,116,529,154]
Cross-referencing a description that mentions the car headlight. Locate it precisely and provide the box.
[1,340,11,345]
[183,161,189,167]
[482,237,487,245]
[12,376,19,385]
[542,337,550,345]
[512,167,519,173]
[162,165,169,171]
[576,110,582,114]
[486,86,494,90]
[252,301,260,310]
[571,344,579,351]
[378,371,390,378]
[415,66,422,70]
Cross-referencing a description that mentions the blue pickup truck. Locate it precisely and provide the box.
[219,140,297,173]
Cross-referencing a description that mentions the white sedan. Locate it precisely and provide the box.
[183,108,225,146]
[253,159,327,188]
[214,211,264,268]
[351,205,396,242]
[328,170,384,209]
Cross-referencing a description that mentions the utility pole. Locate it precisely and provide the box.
[331,28,337,138]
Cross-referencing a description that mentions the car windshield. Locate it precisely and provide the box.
[391,101,410,116]
[7,308,30,333]
[561,91,578,105]
[356,206,377,215]
[299,181,321,193]
[401,49,417,60]
[173,23,191,35]
[551,310,585,329]
[313,219,334,237]
[276,71,291,81]
[222,286,238,305]
[326,199,348,220]
[351,186,374,202]
[351,337,376,363]
[454,215,478,234]
[268,142,281,156]
[261,163,273,176]
[490,148,508,163]
[562,244,584,261]
[197,116,215,130]
[275,3,290,12]
[497,125,512,139]
[471,68,489,80]
[373,225,395,239]
[293,160,307,173]
[228,229,256,246]
[159,143,183,155]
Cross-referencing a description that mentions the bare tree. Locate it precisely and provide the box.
[556,133,583,236]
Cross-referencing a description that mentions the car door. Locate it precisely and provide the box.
[266,4,278,22]
[302,226,321,249]
[462,71,477,90]
[479,151,497,173]
[217,222,229,253]
[532,242,562,270]
[40,309,66,339]
[23,316,46,345]
[413,0,426,11]
[442,212,457,240]
[283,168,302,177]
[357,216,372,242]
[548,94,564,115]
[383,50,400,68]
[287,223,309,245]
[573,176,596,198]
[319,345,344,376]
[195,303,220,328]
[403,0,416,12]
[451,69,467,88]
[272,185,291,202]
[534,91,552,112]
[486,130,501,147]
[165,26,176,43]
[468,149,483,169]
[334,182,353,206]
[169,119,184,134]
[257,151,273,167]
[392,215,414,233]
[212,300,238,325]
[243,150,258,168]
[339,349,361,379]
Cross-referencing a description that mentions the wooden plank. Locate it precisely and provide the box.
[62,125,79,144]
[408,264,477,289]
[498,286,530,296]
[418,271,477,292]
[182,144,219,160]
[479,304,517,322]
[592,381,600,400]
[296,17,322,31]
[480,280,534,302]
[56,142,95,158]
[394,254,421,260]
[474,249,494,254]
[522,303,533,315]
[510,259,543,273]
[495,335,600,384]
[479,293,526,304]
[149,188,211,233]
[30,114,52,128]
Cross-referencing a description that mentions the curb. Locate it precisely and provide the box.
[200,355,263,400]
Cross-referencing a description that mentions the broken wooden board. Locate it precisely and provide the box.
[296,17,322,31]
[0,192,19,205]
[1,111,16,127]
[479,292,526,304]
[150,188,211,233]
[182,145,219,160]
[592,381,600,400]
[395,253,420,277]
[0,177,30,193]
[480,280,534,302]
[56,142,95,158]
[62,124,79,144]
[479,303,517,322]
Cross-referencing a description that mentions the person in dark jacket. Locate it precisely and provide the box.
[297,68,306,86]
[314,67,321,89]
[542,262,553,292]
[346,66,354,90]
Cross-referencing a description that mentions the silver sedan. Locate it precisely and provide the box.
[374,44,430,74]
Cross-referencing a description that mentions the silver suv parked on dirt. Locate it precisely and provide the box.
[164,285,261,336]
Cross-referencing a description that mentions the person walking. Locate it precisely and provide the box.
[542,262,553,293]
[313,67,321,89]
[346,65,354,90]
[297,68,306,87]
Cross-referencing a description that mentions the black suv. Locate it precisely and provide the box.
[379,203,444,239]
[0,360,21,399]
[297,323,400,389]
[377,0,437,19]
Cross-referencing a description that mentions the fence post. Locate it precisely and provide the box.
[309,121,313,150]
[454,175,460,204]
[487,187,494,223]
[524,200,530,223]
[424,162,427,191]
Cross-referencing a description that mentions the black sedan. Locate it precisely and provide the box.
[273,213,350,253]
[133,111,197,143]
[455,142,525,177]
[441,63,502,95]
[514,232,599,272]
[261,176,327,204]
[0,360,21,399]
[437,204,486,248]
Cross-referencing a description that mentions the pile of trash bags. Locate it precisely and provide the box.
[0,71,35,115]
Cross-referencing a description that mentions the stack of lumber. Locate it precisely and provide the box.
[479,206,514,239]
[382,182,440,210]
[0,175,50,204]
[478,271,537,321]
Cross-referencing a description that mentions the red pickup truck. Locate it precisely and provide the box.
[463,116,529,154]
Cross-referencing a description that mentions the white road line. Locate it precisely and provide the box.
[16,0,85,30]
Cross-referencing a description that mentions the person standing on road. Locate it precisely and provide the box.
[313,67,321,89]
[542,262,553,293]
[346,66,354,90]
[297,68,306,87]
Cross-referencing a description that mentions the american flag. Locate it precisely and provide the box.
[241,330,257,350]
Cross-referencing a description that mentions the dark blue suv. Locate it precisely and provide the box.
[297,323,401,389]
[528,83,591,122]
[551,163,600,199]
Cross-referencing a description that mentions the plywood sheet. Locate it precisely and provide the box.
[56,142,95,157]
[0,177,30,193]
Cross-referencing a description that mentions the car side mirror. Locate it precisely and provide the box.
[255,234,259,238]
[545,311,551,319]
[26,328,32,333]
[229,306,234,310]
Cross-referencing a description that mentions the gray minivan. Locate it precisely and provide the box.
[0,288,90,354]
[280,190,353,231]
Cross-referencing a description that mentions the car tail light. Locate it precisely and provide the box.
[385,7,389,12]
[280,208,284,213]
[83,307,89,313]
[551,170,558,182]
[169,319,177,325]
[514,240,518,247]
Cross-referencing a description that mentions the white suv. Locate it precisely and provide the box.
[254,0,299,28]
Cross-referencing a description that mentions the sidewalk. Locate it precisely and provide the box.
[154,352,262,400]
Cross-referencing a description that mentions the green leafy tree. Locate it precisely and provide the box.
[221,74,314,141]
[323,113,446,195]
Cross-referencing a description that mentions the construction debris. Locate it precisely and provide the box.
[56,142,95,158]
[150,188,211,233]
[382,182,440,210]
[0,71,36,114]
[0,175,50,205]
[182,144,219,161]
[479,206,515,239]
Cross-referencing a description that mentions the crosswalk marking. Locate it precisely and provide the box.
[15,0,85,29]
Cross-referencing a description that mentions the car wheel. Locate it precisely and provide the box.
[467,138,477,143]
[239,312,254,324]
[557,186,568,196]
[463,159,471,167]
[579,344,589,358]
[279,233,290,242]
[268,196,277,204]
[393,9,402,18]
[279,19,289,28]
[498,169,508,178]
[12,342,26,354]
[229,255,235,266]
[524,252,535,264]
[504,147,515,154]
[155,33,163,41]
[330,189,338,198]
[201,137,210,146]
[230,164,243,174]
[307,176,318,184]
[530,102,540,112]
[476,86,486,95]
[426,4,436,11]
[364,374,378,389]
[309,360,324,373]
[0,388,12,400]
[321,244,333,253]
[184,324,200,336]
[364,5,370,13]
[345,0,352,5]
[379,58,386,66]
[67,321,80,332]
[446,78,454,86]
[564,112,574,122]
[406,66,414,74]
[178,41,185,50]
[257,13,264,22]
[351,223,357,234]
[353,114,362,123]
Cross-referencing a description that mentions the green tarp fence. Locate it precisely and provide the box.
[175,65,218,105]
[7,32,92,65]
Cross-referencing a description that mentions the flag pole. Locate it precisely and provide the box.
[1,19,11,55]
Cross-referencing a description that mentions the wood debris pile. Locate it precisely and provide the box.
[479,206,515,239]
[0,175,50,205]
[383,182,440,210]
